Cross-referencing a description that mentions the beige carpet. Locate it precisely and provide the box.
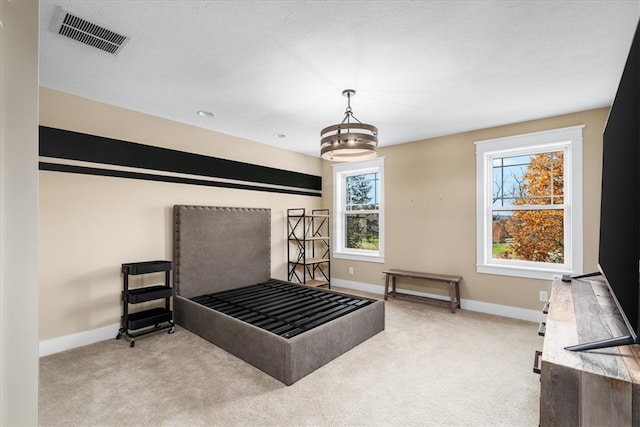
[39,291,541,426]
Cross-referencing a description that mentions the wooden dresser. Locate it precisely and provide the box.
[539,277,640,426]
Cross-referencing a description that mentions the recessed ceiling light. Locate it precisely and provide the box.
[197,110,215,118]
[273,133,287,139]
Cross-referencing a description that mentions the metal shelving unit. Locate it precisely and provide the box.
[287,208,330,288]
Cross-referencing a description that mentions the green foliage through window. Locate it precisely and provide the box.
[345,173,380,250]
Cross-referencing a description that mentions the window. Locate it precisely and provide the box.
[333,157,385,263]
[476,126,583,279]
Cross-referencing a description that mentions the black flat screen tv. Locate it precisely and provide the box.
[566,21,640,351]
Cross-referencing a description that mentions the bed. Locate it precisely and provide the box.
[173,205,385,385]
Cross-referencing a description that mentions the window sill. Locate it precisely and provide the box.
[477,264,570,280]
[333,252,385,263]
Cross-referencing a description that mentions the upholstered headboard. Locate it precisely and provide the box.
[173,205,271,299]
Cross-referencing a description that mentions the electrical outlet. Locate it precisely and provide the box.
[348,267,354,275]
[539,291,548,302]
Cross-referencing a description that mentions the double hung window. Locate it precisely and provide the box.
[476,126,583,279]
[333,158,385,263]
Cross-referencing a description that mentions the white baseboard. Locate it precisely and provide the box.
[40,280,543,357]
[331,278,545,323]
[39,323,120,357]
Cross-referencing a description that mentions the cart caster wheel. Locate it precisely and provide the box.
[116,333,122,340]
[130,341,135,348]
[168,327,175,334]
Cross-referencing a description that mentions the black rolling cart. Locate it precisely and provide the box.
[116,260,174,347]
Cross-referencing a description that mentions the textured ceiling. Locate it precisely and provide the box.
[39,1,640,158]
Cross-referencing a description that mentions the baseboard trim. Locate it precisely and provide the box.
[39,323,120,357]
[331,278,544,323]
[40,280,543,356]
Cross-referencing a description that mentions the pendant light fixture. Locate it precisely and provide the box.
[320,89,378,162]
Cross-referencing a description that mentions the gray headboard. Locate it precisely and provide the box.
[173,205,271,299]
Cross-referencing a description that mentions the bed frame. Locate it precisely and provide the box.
[173,205,385,385]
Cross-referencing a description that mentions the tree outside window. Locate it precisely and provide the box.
[492,151,565,263]
[345,173,379,250]
[492,151,564,264]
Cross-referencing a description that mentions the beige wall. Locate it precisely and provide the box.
[40,85,608,340]
[39,88,323,341]
[325,108,608,311]
[1,0,40,424]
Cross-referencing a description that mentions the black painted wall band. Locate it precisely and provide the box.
[39,126,322,192]
[39,162,321,197]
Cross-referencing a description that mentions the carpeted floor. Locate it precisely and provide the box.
[39,291,541,426]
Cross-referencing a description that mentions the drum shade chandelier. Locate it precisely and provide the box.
[320,89,378,162]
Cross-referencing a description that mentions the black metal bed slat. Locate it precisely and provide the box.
[260,300,341,329]
[266,321,306,338]
[244,296,315,317]
[198,287,293,312]
[292,299,340,317]
[205,286,320,313]
[250,316,278,327]
[190,279,372,339]
[195,292,265,311]
[256,319,287,330]
[214,299,283,318]
[298,305,358,329]
[294,303,346,325]
[208,303,244,315]
[215,294,293,314]
[217,287,284,304]
[234,311,268,323]
[261,293,315,309]
[273,299,327,316]
[266,296,320,317]
[272,299,335,320]
[276,328,304,338]
[237,291,313,311]
[249,300,332,324]
[208,295,335,323]
[278,299,354,323]
[204,297,259,313]
[204,295,316,320]
[212,282,288,300]
[207,282,305,307]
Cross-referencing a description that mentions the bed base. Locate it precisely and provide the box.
[190,279,374,339]
[175,286,384,385]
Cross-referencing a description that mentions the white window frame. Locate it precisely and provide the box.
[333,157,385,263]
[475,125,583,280]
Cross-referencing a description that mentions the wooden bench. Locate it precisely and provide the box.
[383,269,462,313]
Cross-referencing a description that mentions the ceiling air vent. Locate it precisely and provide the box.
[53,9,129,55]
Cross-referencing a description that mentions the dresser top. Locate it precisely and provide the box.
[543,277,640,384]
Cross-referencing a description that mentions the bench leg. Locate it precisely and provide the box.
[384,274,390,300]
[449,281,456,313]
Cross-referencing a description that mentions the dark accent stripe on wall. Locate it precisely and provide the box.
[39,162,321,197]
[39,126,321,191]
